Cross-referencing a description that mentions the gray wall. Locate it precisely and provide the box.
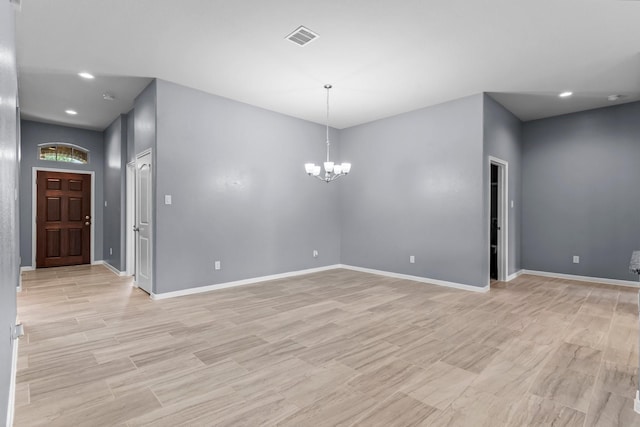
[126,109,135,164]
[134,81,156,156]
[103,115,128,271]
[339,94,486,288]
[19,120,105,267]
[0,0,18,422]
[153,79,340,293]
[483,94,523,277]
[522,101,640,281]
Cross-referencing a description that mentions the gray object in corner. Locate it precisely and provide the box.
[631,251,640,404]
[630,251,640,274]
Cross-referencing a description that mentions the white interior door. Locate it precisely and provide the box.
[135,151,152,294]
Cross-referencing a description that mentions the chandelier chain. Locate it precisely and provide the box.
[326,85,330,162]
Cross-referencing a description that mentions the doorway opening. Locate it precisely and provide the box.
[33,169,94,268]
[489,157,508,283]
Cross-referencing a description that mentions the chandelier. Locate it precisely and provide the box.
[304,84,351,182]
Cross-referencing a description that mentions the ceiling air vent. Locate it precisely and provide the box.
[285,26,319,47]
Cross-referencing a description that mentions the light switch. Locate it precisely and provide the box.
[164,195,172,205]
[510,200,514,208]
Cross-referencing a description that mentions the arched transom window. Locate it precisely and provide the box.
[39,143,89,164]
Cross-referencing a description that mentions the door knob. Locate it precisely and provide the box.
[133,226,140,232]
[85,215,90,220]
[85,222,90,226]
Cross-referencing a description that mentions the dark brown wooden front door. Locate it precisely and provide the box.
[36,171,91,268]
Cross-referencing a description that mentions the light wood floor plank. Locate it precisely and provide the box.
[14,265,640,426]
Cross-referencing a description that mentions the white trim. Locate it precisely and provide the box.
[150,264,490,300]
[340,264,489,293]
[635,391,640,414]
[31,167,96,268]
[151,264,342,300]
[125,161,136,277]
[488,156,509,285]
[6,334,19,427]
[135,149,153,294]
[523,270,640,288]
[506,269,524,282]
[99,260,128,277]
[19,266,34,273]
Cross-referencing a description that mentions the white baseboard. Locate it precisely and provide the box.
[506,269,524,282]
[635,391,640,414]
[151,264,343,300]
[94,260,127,277]
[19,266,34,273]
[339,264,489,293]
[522,270,639,288]
[6,333,19,427]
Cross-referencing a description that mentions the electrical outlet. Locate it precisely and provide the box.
[573,256,580,264]
[410,255,415,264]
[214,261,221,270]
[313,250,319,258]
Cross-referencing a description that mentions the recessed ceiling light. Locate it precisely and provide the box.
[558,91,573,98]
[65,109,78,115]
[607,94,622,101]
[102,93,115,101]
[78,72,95,79]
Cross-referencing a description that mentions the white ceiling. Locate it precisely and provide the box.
[15,0,640,131]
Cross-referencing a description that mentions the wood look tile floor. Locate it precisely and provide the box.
[14,265,640,426]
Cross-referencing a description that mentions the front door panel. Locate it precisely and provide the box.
[36,171,91,268]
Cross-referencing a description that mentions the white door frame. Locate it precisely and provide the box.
[31,167,96,268]
[125,161,136,279]
[135,149,153,294]
[488,156,508,283]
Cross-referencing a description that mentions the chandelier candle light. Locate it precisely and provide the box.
[304,84,351,182]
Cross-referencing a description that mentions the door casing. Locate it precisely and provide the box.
[135,149,153,294]
[488,156,508,284]
[126,161,136,278]
[31,167,95,268]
